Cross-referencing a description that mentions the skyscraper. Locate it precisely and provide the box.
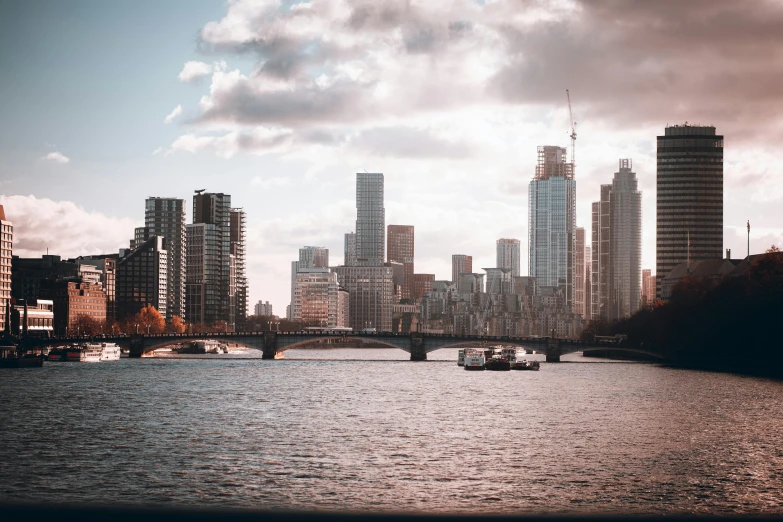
[451,254,473,284]
[0,205,12,332]
[387,225,414,301]
[657,124,723,298]
[574,227,586,317]
[186,191,233,328]
[344,232,356,266]
[641,269,653,307]
[117,236,168,320]
[591,160,642,320]
[496,238,521,277]
[143,197,186,319]
[355,173,385,266]
[528,145,576,309]
[230,208,248,327]
[299,246,329,269]
[332,265,394,331]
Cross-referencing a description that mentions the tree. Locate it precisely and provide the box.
[134,305,165,334]
[72,314,103,336]
[210,320,230,333]
[766,245,781,253]
[167,315,187,334]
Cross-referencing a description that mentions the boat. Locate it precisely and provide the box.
[0,353,44,368]
[463,349,485,371]
[500,347,518,364]
[98,343,121,361]
[511,360,540,371]
[47,347,65,361]
[457,349,467,366]
[484,355,511,371]
[64,343,120,362]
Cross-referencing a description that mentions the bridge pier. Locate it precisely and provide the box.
[409,333,427,361]
[128,334,145,358]
[262,331,278,360]
[546,337,561,363]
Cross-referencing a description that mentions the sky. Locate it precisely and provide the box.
[1,0,782,316]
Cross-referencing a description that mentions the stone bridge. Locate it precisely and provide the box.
[15,331,664,362]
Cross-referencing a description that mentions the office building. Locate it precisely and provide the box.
[74,255,117,321]
[657,124,723,298]
[591,159,642,320]
[10,299,54,336]
[254,300,273,317]
[143,198,186,318]
[387,225,415,301]
[333,265,394,331]
[292,268,340,327]
[355,173,385,266]
[451,254,473,284]
[40,280,106,336]
[413,273,435,300]
[496,238,521,277]
[344,233,356,266]
[0,205,11,332]
[528,145,576,310]
[187,191,233,328]
[117,236,168,320]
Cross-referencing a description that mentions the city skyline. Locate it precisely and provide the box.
[2,1,783,315]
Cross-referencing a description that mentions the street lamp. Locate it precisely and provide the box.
[135,323,139,334]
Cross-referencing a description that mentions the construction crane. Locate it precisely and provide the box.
[566,89,577,169]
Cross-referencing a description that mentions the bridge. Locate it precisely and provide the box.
[13,330,664,362]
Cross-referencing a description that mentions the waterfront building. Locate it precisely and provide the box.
[574,227,586,317]
[355,173,385,266]
[332,265,394,331]
[292,268,339,327]
[387,225,415,301]
[496,238,521,277]
[254,300,273,317]
[40,280,106,336]
[413,273,435,300]
[186,191,233,328]
[528,145,576,310]
[117,236,168,320]
[10,299,54,336]
[656,124,723,298]
[230,208,248,326]
[451,254,473,284]
[0,205,11,332]
[344,232,356,266]
[73,255,117,321]
[143,198,186,319]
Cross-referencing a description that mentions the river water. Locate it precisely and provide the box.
[1,348,781,516]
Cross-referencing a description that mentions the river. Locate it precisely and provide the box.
[1,348,781,516]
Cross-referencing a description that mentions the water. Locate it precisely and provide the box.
[1,348,782,515]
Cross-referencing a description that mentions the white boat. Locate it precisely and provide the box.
[501,347,518,364]
[99,343,121,361]
[464,349,485,371]
[64,343,121,362]
[457,349,467,366]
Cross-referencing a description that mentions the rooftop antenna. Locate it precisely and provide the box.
[566,89,577,170]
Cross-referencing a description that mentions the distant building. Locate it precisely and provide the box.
[457,273,484,294]
[254,300,273,317]
[0,205,12,332]
[496,238,521,277]
[355,173,385,266]
[299,246,329,269]
[337,287,350,328]
[574,227,586,318]
[413,273,435,300]
[332,265,394,331]
[452,254,473,284]
[230,208,248,326]
[74,255,117,321]
[529,145,576,311]
[117,236,168,320]
[143,197,186,319]
[656,124,723,299]
[10,299,54,336]
[40,280,106,336]
[641,269,653,307]
[292,268,340,327]
[387,225,414,301]
[344,232,356,266]
[484,268,512,295]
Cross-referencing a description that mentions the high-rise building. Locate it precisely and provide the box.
[355,173,385,266]
[484,268,512,295]
[574,227,586,317]
[117,236,168,320]
[0,205,12,332]
[333,265,394,331]
[528,145,576,309]
[657,124,723,298]
[230,208,248,327]
[254,301,273,317]
[413,273,435,300]
[292,268,340,327]
[187,192,233,328]
[337,287,350,328]
[452,254,473,284]
[496,238,521,277]
[641,269,653,308]
[387,225,414,301]
[344,233,356,266]
[143,198,186,319]
[591,160,642,320]
[584,245,592,320]
[299,246,329,269]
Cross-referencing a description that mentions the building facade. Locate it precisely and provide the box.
[656,124,723,298]
[10,299,54,336]
[230,208,248,326]
[496,238,521,277]
[144,197,186,319]
[413,273,435,300]
[299,246,329,269]
[574,227,586,317]
[387,225,415,301]
[332,265,394,332]
[40,280,106,335]
[292,268,340,327]
[117,236,168,320]
[528,145,576,310]
[355,173,385,266]
[344,232,356,267]
[451,254,473,284]
[254,300,273,317]
[0,205,12,332]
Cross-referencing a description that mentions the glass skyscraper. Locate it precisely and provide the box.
[528,146,576,309]
[355,173,385,266]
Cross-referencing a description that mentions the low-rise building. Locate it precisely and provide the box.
[40,280,106,335]
[11,299,54,336]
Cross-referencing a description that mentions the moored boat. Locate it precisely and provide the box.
[463,349,485,371]
[511,360,540,371]
[457,349,467,366]
[484,356,511,371]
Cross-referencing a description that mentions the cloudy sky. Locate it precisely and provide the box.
[1,0,782,315]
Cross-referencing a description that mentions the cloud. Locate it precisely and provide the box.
[350,127,474,159]
[0,195,138,258]
[163,104,182,124]
[43,151,69,164]
[178,60,223,82]
[169,128,293,158]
